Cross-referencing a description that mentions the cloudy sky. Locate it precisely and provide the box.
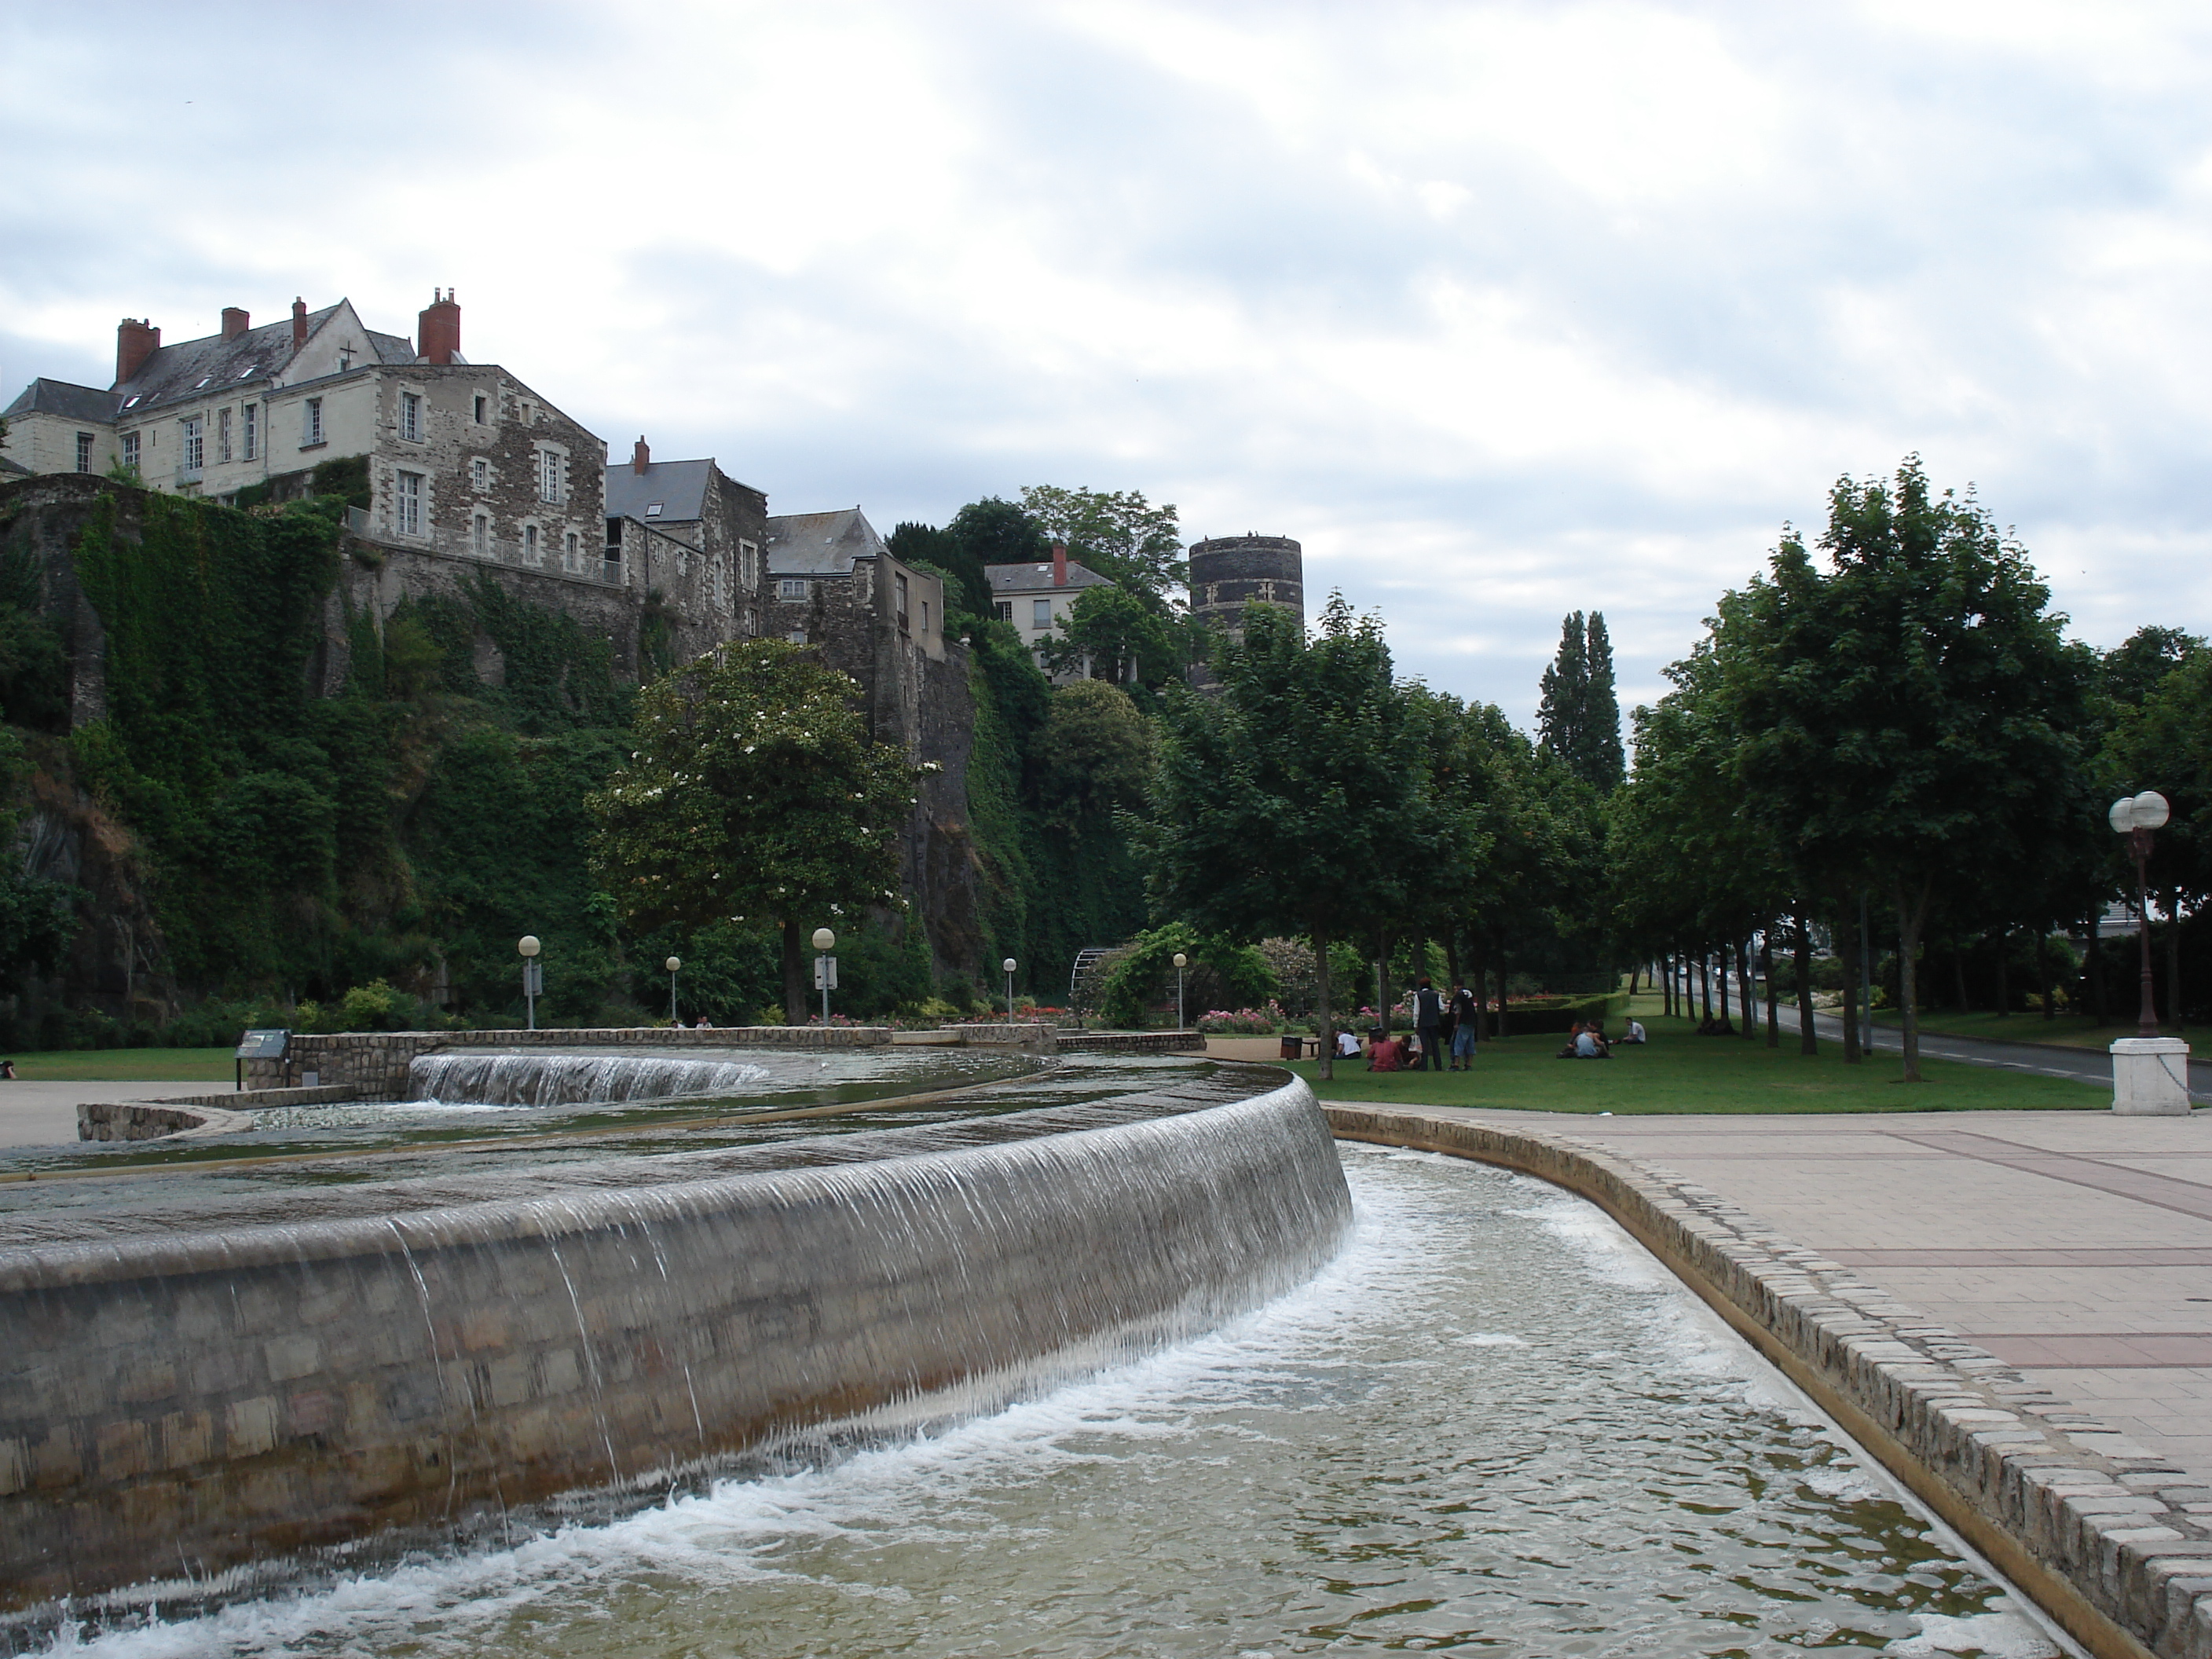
[5,1,2210,729]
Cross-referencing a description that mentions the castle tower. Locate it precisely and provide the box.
[1188,533,1304,683]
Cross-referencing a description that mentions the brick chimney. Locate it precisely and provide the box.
[1052,542,1068,587]
[291,297,308,351]
[222,306,250,340]
[632,437,650,475]
[418,287,460,365]
[115,318,159,386]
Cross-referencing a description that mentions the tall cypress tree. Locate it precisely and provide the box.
[1538,611,1588,771]
[1583,612,1625,789]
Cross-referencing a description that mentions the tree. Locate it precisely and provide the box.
[586,642,921,1023]
[1035,584,1182,689]
[1537,612,1624,790]
[1020,485,1185,605]
[947,496,1046,569]
[1030,679,1155,831]
[1137,595,1443,1076]
[1718,458,2097,1080]
[887,521,991,622]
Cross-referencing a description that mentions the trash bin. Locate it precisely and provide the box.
[1279,1035,1302,1060]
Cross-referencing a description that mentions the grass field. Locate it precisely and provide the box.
[1290,1000,2108,1114]
[1866,1008,2185,1051]
[0,1047,236,1082]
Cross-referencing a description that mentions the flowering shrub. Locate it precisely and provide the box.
[1196,1007,1278,1035]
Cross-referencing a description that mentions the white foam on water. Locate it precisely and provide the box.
[1888,1610,2061,1657]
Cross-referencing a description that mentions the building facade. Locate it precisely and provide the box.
[603,439,770,645]
[984,544,1116,684]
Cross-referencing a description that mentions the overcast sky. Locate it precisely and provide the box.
[5,1,2209,730]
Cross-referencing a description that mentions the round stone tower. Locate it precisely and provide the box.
[1187,534,1304,683]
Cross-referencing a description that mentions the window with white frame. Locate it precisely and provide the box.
[473,514,489,555]
[217,408,232,463]
[304,397,323,445]
[121,432,140,473]
[74,432,92,474]
[471,456,488,489]
[181,417,204,474]
[396,471,424,536]
[712,554,729,609]
[565,531,579,572]
[778,577,808,600]
[537,450,562,504]
[242,403,257,460]
[786,630,808,645]
[996,601,1013,622]
[739,539,759,591]
[524,524,540,564]
[400,391,423,441]
[1031,598,1052,630]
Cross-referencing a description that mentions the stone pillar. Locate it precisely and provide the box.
[2110,1037,2192,1114]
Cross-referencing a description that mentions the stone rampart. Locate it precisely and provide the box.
[0,1073,1347,1610]
[1328,1105,2212,1659]
[243,1024,894,1097]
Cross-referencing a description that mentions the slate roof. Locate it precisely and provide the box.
[113,304,416,419]
[984,558,1112,595]
[765,508,887,576]
[0,454,32,478]
[2,378,121,423]
[603,459,714,525]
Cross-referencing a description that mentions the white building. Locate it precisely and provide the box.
[984,544,1118,684]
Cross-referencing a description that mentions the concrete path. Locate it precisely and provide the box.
[1441,1105,2212,1481]
[0,1082,218,1149]
[1777,1005,2212,1103]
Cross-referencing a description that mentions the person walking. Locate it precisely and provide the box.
[1449,980,1480,1070]
[1412,977,1445,1071]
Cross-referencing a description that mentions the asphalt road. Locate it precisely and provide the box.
[1772,1005,2212,1104]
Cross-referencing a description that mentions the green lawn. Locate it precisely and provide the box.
[1866,1007,2186,1053]
[1290,1004,2108,1114]
[0,1047,237,1082]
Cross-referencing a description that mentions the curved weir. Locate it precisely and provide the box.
[0,1059,1350,1613]
[406,1051,775,1106]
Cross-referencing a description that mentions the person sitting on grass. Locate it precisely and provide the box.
[1336,1027,1362,1059]
[1367,1028,1407,1071]
[1576,1024,1611,1059]
[1621,1018,1647,1045]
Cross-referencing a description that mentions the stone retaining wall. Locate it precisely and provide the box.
[76,1086,362,1142]
[0,1075,1349,1611]
[244,1024,895,1098]
[1328,1105,2212,1659]
[1060,1031,1207,1054]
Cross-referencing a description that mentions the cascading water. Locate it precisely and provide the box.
[407,1051,774,1107]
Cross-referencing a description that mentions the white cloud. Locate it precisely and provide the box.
[4,0,2210,729]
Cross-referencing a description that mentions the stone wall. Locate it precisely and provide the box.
[0,1071,1347,1610]
[243,1024,895,1097]
[1328,1105,2212,1659]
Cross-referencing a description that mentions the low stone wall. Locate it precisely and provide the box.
[1060,1031,1207,1054]
[1328,1106,2212,1659]
[76,1086,362,1142]
[244,1024,895,1098]
[0,1074,1349,1610]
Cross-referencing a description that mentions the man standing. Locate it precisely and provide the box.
[1449,980,1480,1071]
[1412,976,1445,1071]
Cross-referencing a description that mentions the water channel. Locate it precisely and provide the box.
[36,1141,2066,1658]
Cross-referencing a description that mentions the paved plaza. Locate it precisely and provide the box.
[1437,1105,2212,1481]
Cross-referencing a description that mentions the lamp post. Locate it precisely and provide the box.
[1173,951,1188,1031]
[1002,957,1017,1022]
[812,928,837,1024]
[665,956,682,1024]
[518,935,541,1031]
[2110,791,2171,1038]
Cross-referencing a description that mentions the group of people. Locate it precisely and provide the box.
[1557,1017,1646,1060]
[1360,978,1483,1072]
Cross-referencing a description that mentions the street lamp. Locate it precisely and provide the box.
[517,935,541,1031]
[812,927,837,1024]
[1173,951,1188,1031]
[1002,957,1017,1021]
[2110,791,2171,1038]
[665,955,682,1024]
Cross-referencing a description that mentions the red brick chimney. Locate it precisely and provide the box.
[418,288,460,365]
[115,318,159,386]
[1052,542,1068,587]
[291,297,308,352]
[632,437,650,475]
[222,306,250,341]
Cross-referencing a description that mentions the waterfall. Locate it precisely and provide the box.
[408,1052,775,1108]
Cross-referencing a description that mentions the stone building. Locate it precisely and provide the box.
[1188,533,1305,683]
[984,544,1117,684]
[602,439,769,645]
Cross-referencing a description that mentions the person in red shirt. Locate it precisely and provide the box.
[1367,1028,1406,1071]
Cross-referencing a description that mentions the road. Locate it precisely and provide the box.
[1773,1005,2212,1104]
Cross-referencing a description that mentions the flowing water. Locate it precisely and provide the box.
[38,1145,2064,1659]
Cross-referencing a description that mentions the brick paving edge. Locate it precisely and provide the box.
[1328,1104,2212,1659]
